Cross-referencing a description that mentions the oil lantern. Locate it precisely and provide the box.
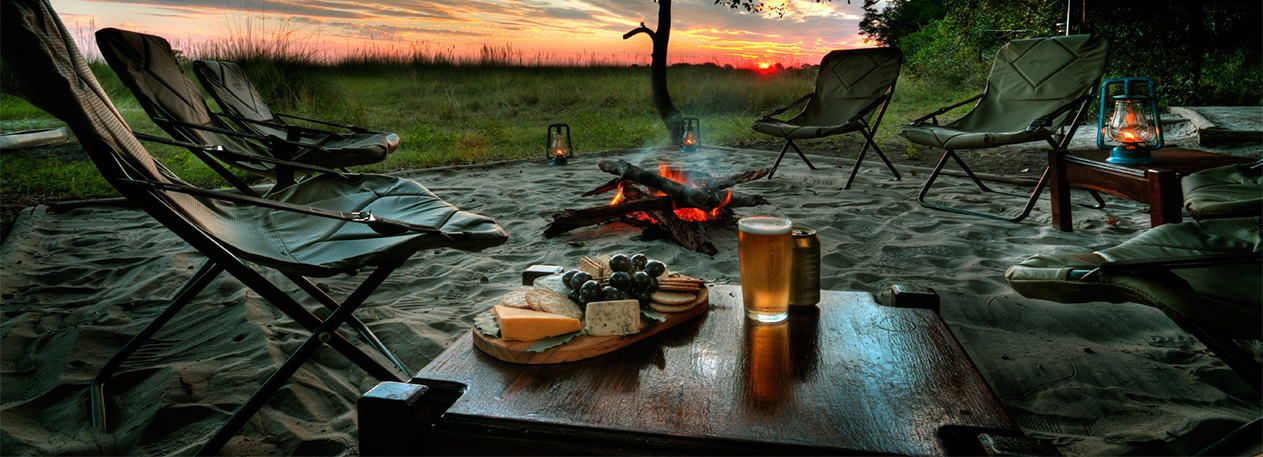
[547,123,572,166]
[680,117,700,153]
[1097,78,1163,165]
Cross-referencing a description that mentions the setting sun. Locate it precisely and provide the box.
[759,63,771,69]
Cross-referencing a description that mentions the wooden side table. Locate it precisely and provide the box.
[359,286,1025,455]
[1048,148,1252,231]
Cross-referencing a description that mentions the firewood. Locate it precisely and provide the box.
[696,168,774,191]
[543,198,674,238]
[599,159,725,211]
[647,208,718,255]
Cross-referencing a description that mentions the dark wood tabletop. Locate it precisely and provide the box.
[387,285,1017,455]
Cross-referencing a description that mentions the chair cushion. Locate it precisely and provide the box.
[1006,217,1262,339]
[177,173,509,277]
[1182,159,1263,220]
[750,119,863,139]
[897,124,1052,149]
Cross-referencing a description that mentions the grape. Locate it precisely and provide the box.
[608,254,631,273]
[601,286,624,301]
[579,280,602,301]
[608,271,632,291]
[570,271,593,290]
[561,270,578,288]
[631,271,652,292]
[568,289,582,304]
[635,291,653,306]
[646,277,659,293]
[644,260,666,278]
[630,254,648,271]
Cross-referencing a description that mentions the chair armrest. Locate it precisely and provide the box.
[1026,94,1093,132]
[1071,252,1263,280]
[757,93,813,121]
[275,112,373,134]
[215,111,344,137]
[907,93,983,127]
[154,117,331,154]
[134,132,344,176]
[116,178,452,238]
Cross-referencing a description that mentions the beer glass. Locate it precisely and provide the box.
[738,216,793,322]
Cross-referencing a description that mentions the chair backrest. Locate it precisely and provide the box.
[95,28,276,176]
[950,34,1110,133]
[791,47,903,127]
[192,60,290,139]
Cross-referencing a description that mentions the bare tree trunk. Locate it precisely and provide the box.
[624,0,683,145]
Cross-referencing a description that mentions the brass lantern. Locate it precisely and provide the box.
[547,123,572,165]
[1097,78,1163,165]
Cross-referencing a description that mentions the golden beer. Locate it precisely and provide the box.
[738,216,793,322]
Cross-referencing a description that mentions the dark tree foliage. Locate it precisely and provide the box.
[629,0,834,144]
[862,0,1261,105]
[858,0,945,48]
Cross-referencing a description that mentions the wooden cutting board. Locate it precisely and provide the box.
[472,287,709,364]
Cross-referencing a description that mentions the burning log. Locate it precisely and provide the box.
[545,160,772,254]
[599,159,725,210]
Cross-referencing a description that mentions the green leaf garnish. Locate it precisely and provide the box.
[641,308,666,322]
[473,310,500,338]
[527,331,581,352]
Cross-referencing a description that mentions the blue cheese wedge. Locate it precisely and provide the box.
[584,299,642,336]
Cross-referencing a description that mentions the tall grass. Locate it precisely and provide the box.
[0,25,970,229]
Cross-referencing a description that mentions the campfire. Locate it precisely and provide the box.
[545,159,772,255]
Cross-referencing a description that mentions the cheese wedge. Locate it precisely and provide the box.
[492,305,582,342]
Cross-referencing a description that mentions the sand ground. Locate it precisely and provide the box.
[1,143,1259,455]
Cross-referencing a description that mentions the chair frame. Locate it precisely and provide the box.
[910,92,1106,222]
[762,85,903,188]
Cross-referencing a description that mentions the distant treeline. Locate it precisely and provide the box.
[860,0,1263,106]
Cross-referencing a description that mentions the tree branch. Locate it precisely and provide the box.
[623,22,655,40]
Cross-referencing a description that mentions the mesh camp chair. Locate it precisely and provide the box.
[1182,159,1263,221]
[192,59,401,160]
[899,35,1110,222]
[1,1,508,454]
[751,47,904,188]
[1005,216,1262,389]
[96,28,395,189]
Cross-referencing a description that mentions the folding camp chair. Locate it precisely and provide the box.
[1005,216,1262,389]
[751,47,904,187]
[0,2,508,455]
[96,28,394,190]
[900,35,1110,222]
[192,59,401,160]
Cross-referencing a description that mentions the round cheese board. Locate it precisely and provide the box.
[472,286,709,364]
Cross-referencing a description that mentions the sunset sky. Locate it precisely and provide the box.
[55,0,877,67]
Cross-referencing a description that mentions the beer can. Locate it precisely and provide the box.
[789,226,820,306]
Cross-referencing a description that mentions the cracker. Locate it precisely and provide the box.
[650,301,697,313]
[498,287,533,309]
[526,287,583,320]
[650,290,696,305]
[657,283,702,292]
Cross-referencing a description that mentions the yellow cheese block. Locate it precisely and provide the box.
[492,305,582,342]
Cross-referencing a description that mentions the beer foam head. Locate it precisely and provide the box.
[738,216,792,235]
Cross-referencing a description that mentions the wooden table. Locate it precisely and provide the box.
[1049,148,1252,231]
[358,286,1021,455]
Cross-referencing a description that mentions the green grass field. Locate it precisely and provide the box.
[0,57,976,235]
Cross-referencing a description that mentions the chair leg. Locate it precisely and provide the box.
[918,149,1052,223]
[1181,320,1262,396]
[197,263,401,456]
[91,259,225,433]
[845,128,902,190]
[285,272,411,377]
[769,139,817,179]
